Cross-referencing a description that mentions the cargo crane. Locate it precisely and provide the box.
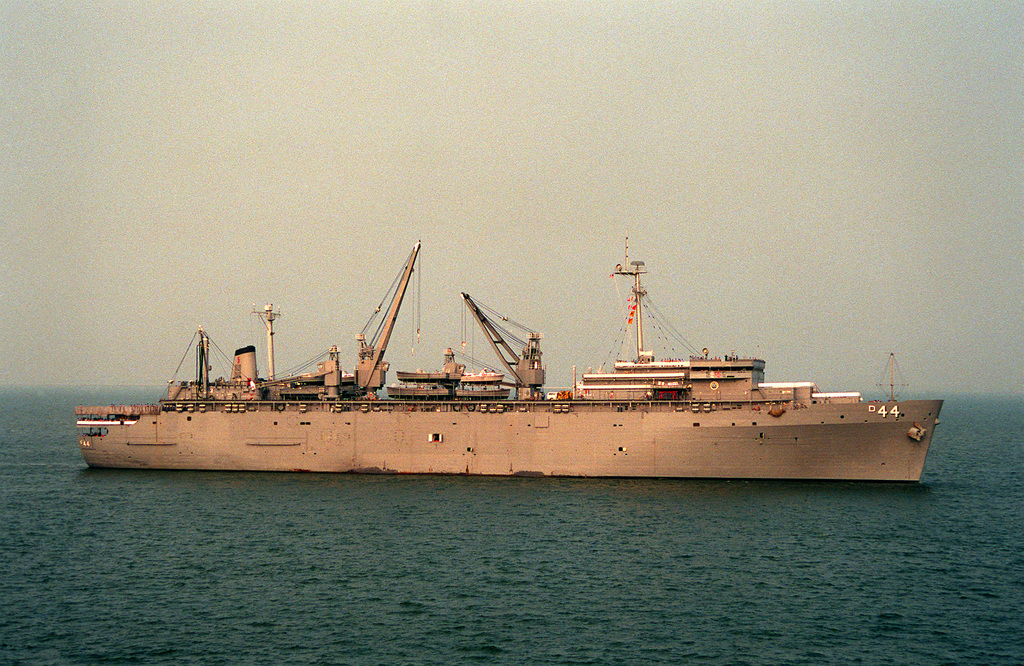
[460,292,545,400]
[355,241,421,394]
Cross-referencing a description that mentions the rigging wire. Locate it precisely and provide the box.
[359,244,420,353]
[579,275,630,370]
[207,337,237,377]
[169,329,237,383]
[414,251,421,354]
[360,253,407,345]
[279,348,332,379]
[166,317,344,387]
[453,350,499,373]
[643,296,701,357]
[466,297,534,349]
[472,298,536,336]
[169,329,202,383]
[875,353,909,399]
[604,323,628,369]
[465,301,476,363]
[591,272,702,366]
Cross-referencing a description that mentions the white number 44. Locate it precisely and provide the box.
[878,405,900,418]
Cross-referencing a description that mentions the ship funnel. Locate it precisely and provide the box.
[231,345,258,382]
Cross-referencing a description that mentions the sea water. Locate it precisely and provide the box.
[1,387,1021,665]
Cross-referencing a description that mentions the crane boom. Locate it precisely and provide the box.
[461,292,545,399]
[461,292,522,384]
[356,241,421,392]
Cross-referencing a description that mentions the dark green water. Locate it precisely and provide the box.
[1,388,1022,664]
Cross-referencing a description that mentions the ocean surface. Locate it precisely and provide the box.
[1,387,1021,665]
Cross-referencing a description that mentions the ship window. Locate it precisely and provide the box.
[430,433,443,443]
[693,423,700,427]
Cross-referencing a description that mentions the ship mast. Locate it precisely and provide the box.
[876,352,908,401]
[614,238,651,363]
[196,326,211,398]
[254,304,281,380]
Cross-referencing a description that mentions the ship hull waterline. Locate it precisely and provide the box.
[78,398,942,482]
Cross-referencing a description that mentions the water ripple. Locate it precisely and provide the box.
[1,392,1022,664]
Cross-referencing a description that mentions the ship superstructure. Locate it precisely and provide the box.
[76,242,942,481]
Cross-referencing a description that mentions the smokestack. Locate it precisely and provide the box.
[231,345,258,382]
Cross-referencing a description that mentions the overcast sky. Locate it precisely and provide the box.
[2,1,1021,397]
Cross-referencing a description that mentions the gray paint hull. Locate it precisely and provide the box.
[79,398,942,481]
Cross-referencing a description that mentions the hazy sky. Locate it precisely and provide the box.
[2,1,1022,397]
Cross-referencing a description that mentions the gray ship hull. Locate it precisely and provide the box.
[79,398,942,481]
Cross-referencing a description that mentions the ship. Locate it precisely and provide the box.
[76,241,942,481]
